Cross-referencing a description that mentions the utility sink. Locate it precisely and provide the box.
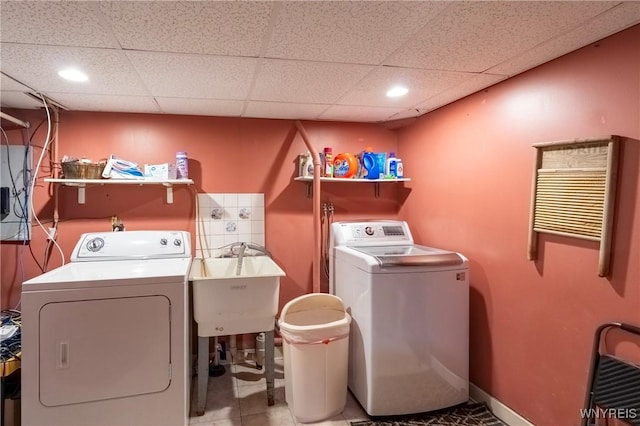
[190,257,286,337]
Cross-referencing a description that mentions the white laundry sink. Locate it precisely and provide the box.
[190,257,285,337]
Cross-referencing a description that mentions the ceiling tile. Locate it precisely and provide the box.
[156,98,244,117]
[244,101,329,120]
[319,105,405,123]
[415,73,509,113]
[0,43,148,96]
[386,108,428,122]
[0,91,44,109]
[1,73,33,92]
[0,1,637,123]
[127,51,257,99]
[98,1,274,56]
[386,1,617,73]
[0,1,119,48]
[251,59,374,104]
[338,67,477,108]
[48,93,161,114]
[265,1,449,64]
[487,2,640,76]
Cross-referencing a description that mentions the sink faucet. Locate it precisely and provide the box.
[237,242,247,276]
[231,242,272,276]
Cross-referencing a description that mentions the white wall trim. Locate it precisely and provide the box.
[470,382,534,426]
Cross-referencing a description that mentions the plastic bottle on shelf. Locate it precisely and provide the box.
[298,153,308,177]
[176,151,188,179]
[323,147,333,177]
[362,147,378,180]
[396,158,404,178]
[333,153,358,178]
[375,152,387,179]
[386,152,398,178]
[302,152,315,178]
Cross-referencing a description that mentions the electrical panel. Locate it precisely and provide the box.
[1,145,32,241]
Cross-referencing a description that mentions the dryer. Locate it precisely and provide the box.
[330,220,469,416]
[21,230,192,426]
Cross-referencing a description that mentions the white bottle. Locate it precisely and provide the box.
[302,152,315,178]
[176,151,188,179]
[396,158,404,178]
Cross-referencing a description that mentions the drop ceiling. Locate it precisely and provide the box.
[1,1,639,123]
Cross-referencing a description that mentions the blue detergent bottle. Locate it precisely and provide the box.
[386,152,398,178]
[362,147,378,180]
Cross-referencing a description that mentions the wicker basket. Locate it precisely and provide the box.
[61,162,105,179]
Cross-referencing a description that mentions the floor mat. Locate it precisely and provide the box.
[350,403,507,426]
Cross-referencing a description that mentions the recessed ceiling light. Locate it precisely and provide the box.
[386,86,408,98]
[58,68,88,82]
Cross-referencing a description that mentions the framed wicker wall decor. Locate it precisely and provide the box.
[527,135,620,277]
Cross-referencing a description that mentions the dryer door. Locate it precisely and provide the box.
[39,295,171,406]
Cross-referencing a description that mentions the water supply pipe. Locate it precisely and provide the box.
[294,120,321,294]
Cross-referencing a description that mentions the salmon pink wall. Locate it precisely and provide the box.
[1,114,401,310]
[397,25,640,425]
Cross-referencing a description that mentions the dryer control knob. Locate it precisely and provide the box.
[365,226,374,236]
[173,238,182,246]
[86,237,105,252]
[160,238,168,246]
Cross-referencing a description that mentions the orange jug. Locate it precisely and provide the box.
[332,153,358,178]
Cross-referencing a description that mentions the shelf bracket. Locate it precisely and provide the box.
[163,183,174,204]
[374,183,380,198]
[78,186,86,204]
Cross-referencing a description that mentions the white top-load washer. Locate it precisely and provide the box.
[330,220,469,416]
[21,230,192,426]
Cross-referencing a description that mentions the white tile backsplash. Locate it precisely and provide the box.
[252,208,264,221]
[225,207,238,220]
[251,193,264,207]
[211,193,224,207]
[210,220,224,235]
[238,193,252,206]
[223,193,238,207]
[196,193,266,258]
[238,221,252,234]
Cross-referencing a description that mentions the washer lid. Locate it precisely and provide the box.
[351,244,464,267]
[22,258,191,291]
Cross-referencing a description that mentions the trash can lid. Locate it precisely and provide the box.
[278,293,351,343]
[280,293,345,317]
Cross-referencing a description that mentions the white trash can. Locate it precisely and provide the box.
[278,293,351,423]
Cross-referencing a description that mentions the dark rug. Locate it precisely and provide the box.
[350,403,507,426]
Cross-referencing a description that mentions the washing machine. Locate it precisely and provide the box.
[330,220,469,416]
[21,230,192,426]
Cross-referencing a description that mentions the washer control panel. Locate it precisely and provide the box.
[71,230,191,261]
[332,221,413,246]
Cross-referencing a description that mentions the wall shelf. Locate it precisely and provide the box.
[293,176,410,198]
[44,178,194,204]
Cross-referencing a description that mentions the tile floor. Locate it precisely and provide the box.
[189,347,369,426]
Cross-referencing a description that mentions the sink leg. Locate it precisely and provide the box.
[265,330,275,406]
[196,336,209,416]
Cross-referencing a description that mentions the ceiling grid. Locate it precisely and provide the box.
[1,1,638,123]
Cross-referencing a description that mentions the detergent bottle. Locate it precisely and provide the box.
[323,147,333,177]
[386,152,398,178]
[396,158,404,178]
[333,152,358,178]
[302,152,315,178]
[362,147,378,180]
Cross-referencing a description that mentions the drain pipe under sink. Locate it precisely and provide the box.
[295,120,322,294]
